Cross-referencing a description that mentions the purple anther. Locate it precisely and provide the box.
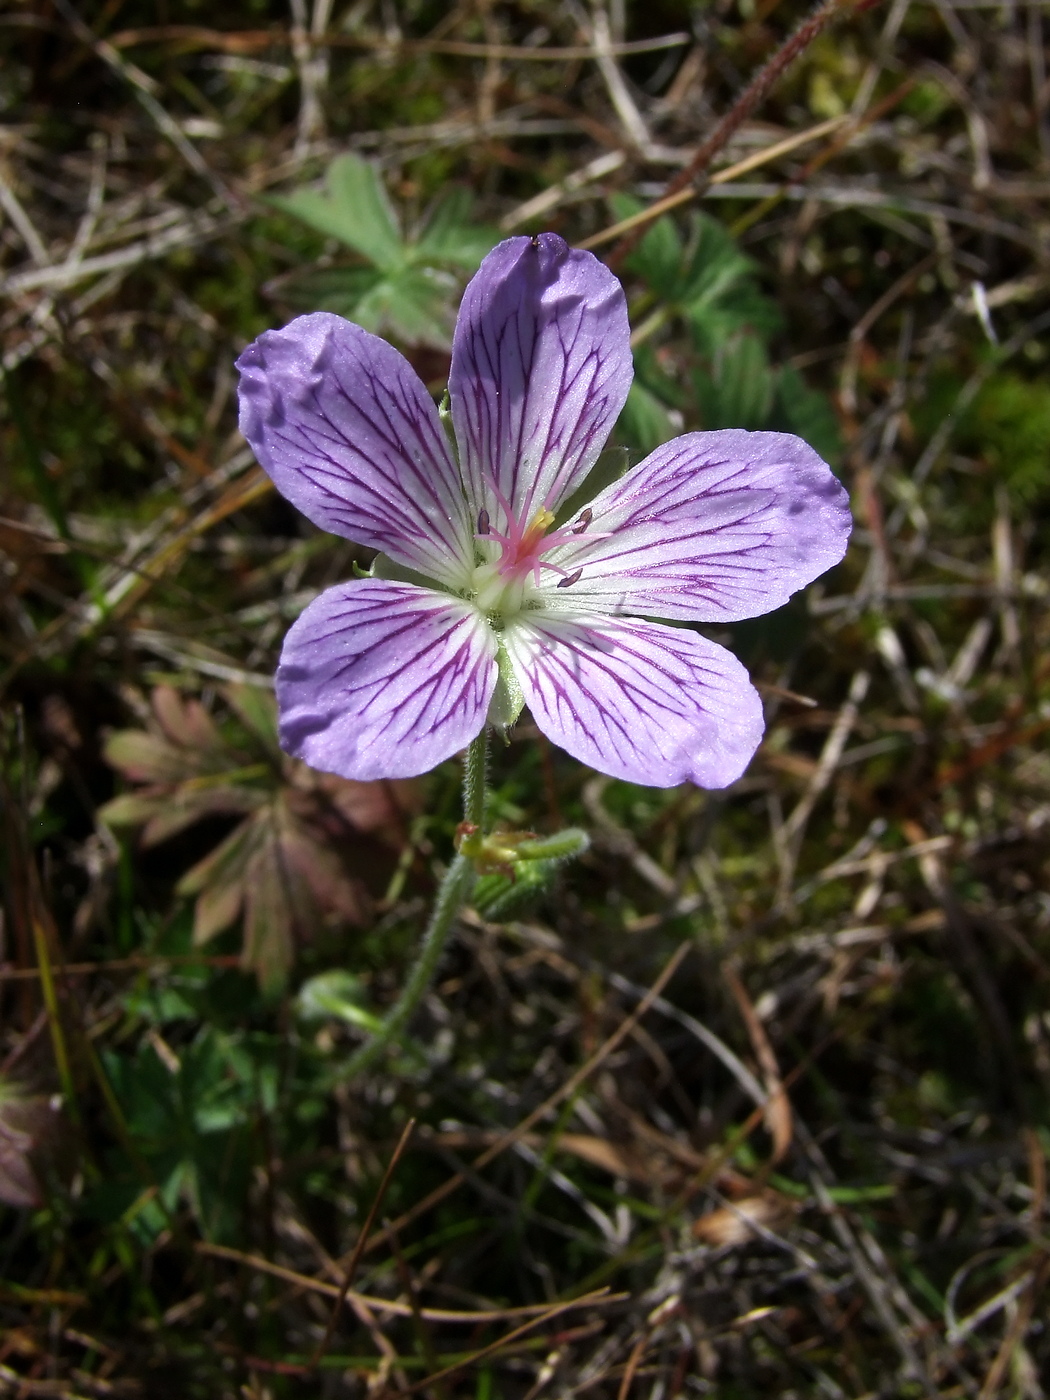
[571,509,593,535]
[477,508,490,536]
[556,568,584,589]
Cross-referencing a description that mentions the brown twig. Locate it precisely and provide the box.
[606,0,882,269]
[397,1291,619,1397]
[577,116,847,251]
[194,1242,620,1324]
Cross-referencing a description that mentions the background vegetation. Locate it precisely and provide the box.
[3,1,1050,1395]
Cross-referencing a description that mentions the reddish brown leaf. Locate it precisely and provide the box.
[0,1086,59,1210]
[179,818,257,906]
[152,684,222,753]
[140,786,263,847]
[242,814,299,988]
[104,730,187,784]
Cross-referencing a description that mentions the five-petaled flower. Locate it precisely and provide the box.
[236,233,851,789]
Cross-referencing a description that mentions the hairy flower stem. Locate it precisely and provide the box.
[341,734,487,1079]
[462,729,488,830]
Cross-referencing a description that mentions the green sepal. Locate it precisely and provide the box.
[473,859,558,919]
[370,553,438,589]
[486,638,525,731]
[511,828,589,862]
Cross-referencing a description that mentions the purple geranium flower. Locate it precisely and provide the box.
[236,233,851,789]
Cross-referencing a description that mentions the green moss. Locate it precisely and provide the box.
[969,371,1050,504]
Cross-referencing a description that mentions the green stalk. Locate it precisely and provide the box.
[461,729,487,829]
[339,733,487,1079]
[30,915,77,1120]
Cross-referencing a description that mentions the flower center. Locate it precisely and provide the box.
[468,486,594,620]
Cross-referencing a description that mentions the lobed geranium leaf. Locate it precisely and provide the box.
[141,787,264,848]
[774,365,843,467]
[612,192,684,299]
[278,799,370,926]
[693,331,775,430]
[268,161,497,348]
[272,265,384,318]
[296,768,414,837]
[413,188,500,271]
[191,868,246,947]
[350,264,459,348]
[103,687,414,984]
[676,214,757,312]
[269,153,404,270]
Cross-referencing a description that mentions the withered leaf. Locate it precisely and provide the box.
[152,684,222,752]
[0,1085,59,1210]
[693,1190,798,1248]
[102,685,419,985]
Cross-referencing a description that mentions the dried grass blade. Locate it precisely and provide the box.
[723,962,793,1166]
[311,1117,416,1366]
[363,941,691,1254]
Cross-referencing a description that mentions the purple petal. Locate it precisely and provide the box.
[546,430,852,622]
[237,313,473,588]
[504,613,764,788]
[449,233,632,523]
[276,579,496,781]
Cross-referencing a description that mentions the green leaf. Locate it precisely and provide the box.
[351,264,458,348]
[611,193,683,299]
[774,366,843,466]
[612,198,776,349]
[413,188,500,271]
[685,284,782,355]
[275,265,385,317]
[222,684,282,763]
[284,264,455,344]
[269,154,404,270]
[616,380,677,454]
[694,332,774,430]
[677,213,756,311]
